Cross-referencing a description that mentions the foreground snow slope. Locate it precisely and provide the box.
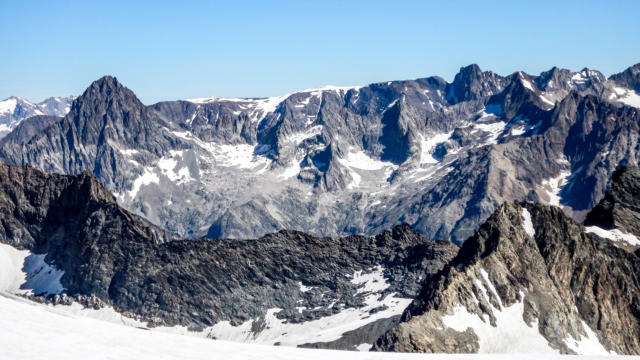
[0,293,631,360]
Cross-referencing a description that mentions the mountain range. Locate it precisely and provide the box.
[0,96,74,138]
[0,64,639,244]
[0,63,639,355]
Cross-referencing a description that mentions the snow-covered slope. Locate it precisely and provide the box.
[0,293,629,360]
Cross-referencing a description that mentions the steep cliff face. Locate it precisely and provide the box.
[373,168,640,354]
[0,162,457,349]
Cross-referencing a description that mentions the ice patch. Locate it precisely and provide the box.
[337,148,397,189]
[510,126,526,136]
[521,208,535,238]
[584,226,640,246]
[0,243,65,296]
[356,343,372,352]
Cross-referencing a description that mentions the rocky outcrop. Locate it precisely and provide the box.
[585,166,640,238]
[373,168,640,354]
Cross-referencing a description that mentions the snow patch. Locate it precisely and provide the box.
[519,74,537,92]
[473,121,506,145]
[350,265,389,294]
[564,320,614,355]
[521,208,535,238]
[298,282,313,293]
[0,243,65,296]
[128,167,160,199]
[118,148,139,156]
[0,294,445,360]
[0,290,628,359]
[338,148,396,171]
[0,97,18,115]
[609,87,640,108]
[442,301,557,353]
[170,130,270,170]
[442,275,556,354]
[279,158,301,179]
[157,150,193,185]
[419,132,451,164]
[539,95,555,107]
[584,226,640,246]
[539,171,570,206]
[286,125,323,144]
[202,272,410,346]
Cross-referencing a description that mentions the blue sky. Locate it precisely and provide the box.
[1,0,639,104]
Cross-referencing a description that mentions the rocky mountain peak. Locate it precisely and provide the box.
[446,64,505,104]
[73,75,143,113]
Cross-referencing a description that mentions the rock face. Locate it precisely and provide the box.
[0,162,457,349]
[585,166,640,238]
[0,96,73,138]
[373,168,640,355]
[0,65,639,243]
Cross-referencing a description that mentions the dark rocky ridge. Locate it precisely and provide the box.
[373,167,640,354]
[0,162,457,345]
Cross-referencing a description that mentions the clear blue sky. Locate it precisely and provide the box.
[1,0,639,104]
